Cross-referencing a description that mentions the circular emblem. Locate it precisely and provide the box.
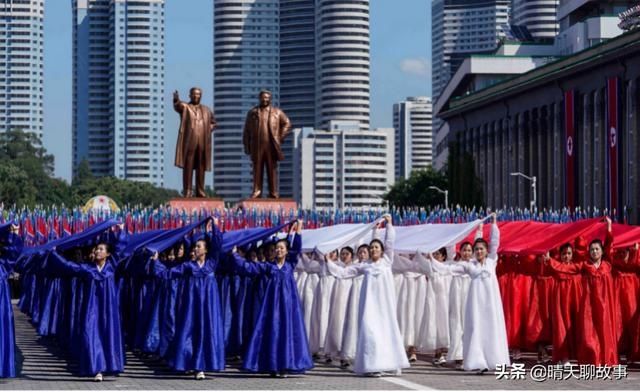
[610,127,617,148]
[567,136,573,157]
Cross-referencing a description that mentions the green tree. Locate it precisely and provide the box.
[384,167,448,209]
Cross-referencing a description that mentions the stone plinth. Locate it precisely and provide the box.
[168,197,225,212]
[236,198,297,212]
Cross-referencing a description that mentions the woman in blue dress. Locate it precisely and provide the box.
[45,242,125,382]
[149,221,225,380]
[0,223,24,378]
[229,220,313,377]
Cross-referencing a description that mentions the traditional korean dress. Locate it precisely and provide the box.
[326,225,410,375]
[229,234,314,373]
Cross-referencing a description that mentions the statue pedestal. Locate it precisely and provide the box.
[236,198,297,212]
[168,197,225,212]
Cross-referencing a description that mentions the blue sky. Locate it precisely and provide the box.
[43,0,430,189]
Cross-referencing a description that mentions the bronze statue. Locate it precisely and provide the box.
[174,87,216,198]
[243,90,292,199]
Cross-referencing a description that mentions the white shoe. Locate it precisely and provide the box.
[195,371,205,380]
[94,373,103,382]
[365,372,382,378]
[408,353,417,362]
[436,355,447,365]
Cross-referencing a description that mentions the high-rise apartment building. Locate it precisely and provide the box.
[0,0,44,139]
[316,0,370,131]
[295,121,394,209]
[73,0,165,186]
[213,0,371,202]
[393,97,433,180]
[431,0,510,102]
[512,0,559,39]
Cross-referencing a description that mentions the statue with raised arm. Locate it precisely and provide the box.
[174,87,216,198]
[242,90,292,199]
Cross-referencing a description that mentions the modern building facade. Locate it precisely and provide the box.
[73,0,165,186]
[435,28,640,223]
[511,0,559,40]
[431,0,510,102]
[316,0,370,131]
[213,0,371,202]
[212,0,280,201]
[393,96,433,180]
[0,0,44,139]
[295,121,394,209]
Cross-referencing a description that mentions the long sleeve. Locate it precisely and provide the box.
[301,253,323,273]
[326,260,363,279]
[383,224,396,263]
[228,253,269,277]
[43,252,91,279]
[547,257,582,275]
[488,223,500,259]
[286,233,302,266]
[604,229,614,261]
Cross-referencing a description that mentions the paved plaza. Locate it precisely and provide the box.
[2,303,639,390]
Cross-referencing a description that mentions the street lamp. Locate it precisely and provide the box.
[428,186,448,209]
[510,172,537,210]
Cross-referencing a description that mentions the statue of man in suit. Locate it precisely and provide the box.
[242,90,292,199]
[173,87,216,198]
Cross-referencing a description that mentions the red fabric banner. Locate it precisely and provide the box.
[607,77,620,213]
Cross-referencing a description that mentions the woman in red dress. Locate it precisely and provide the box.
[613,243,640,362]
[545,218,618,366]
[542,238,586,365]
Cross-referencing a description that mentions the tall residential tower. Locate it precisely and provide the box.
[0,0,44,139]
[393,97,433,180]
[73,0,165,186]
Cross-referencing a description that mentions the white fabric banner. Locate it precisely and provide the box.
[301,219,483,255]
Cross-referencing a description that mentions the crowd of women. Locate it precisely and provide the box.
[0,214,639,381]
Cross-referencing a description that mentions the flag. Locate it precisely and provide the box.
[564,89,576,209]
[606,77,620,216]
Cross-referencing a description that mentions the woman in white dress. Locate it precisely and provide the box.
[339,244,368,369]
[309,250,338,357]
[448,237,475,369]
[299,252,322,337]
[325,215,410,377]
[324,247,355,363]
[393,253,427,362]
[416,247,454,365]
[448,215,510,373]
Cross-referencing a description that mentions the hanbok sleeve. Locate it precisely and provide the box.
[412,252,434,276]
[383,223,396,265]
[547,257,582,275]
[301,252,323,273]
[286,233,302,266]
[326,260,364,279]
[488,223,500,259]
[228,252,269,277]
[43,252,92,279]
[603,229,614,262]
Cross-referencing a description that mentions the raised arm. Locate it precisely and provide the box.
[544,253,582,275]
[604,217,614,261]
[488,215,500,259]
[286,220,303,265]
[228,251,268,277]
[173,90,186,114]
[301,252,323,273]
[325,255,363,279]
[383,215,395,262]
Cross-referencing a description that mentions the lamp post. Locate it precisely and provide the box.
[428,185,448,209]
[510,172,537,210]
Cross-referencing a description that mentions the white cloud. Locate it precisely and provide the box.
[400,58,430,77]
